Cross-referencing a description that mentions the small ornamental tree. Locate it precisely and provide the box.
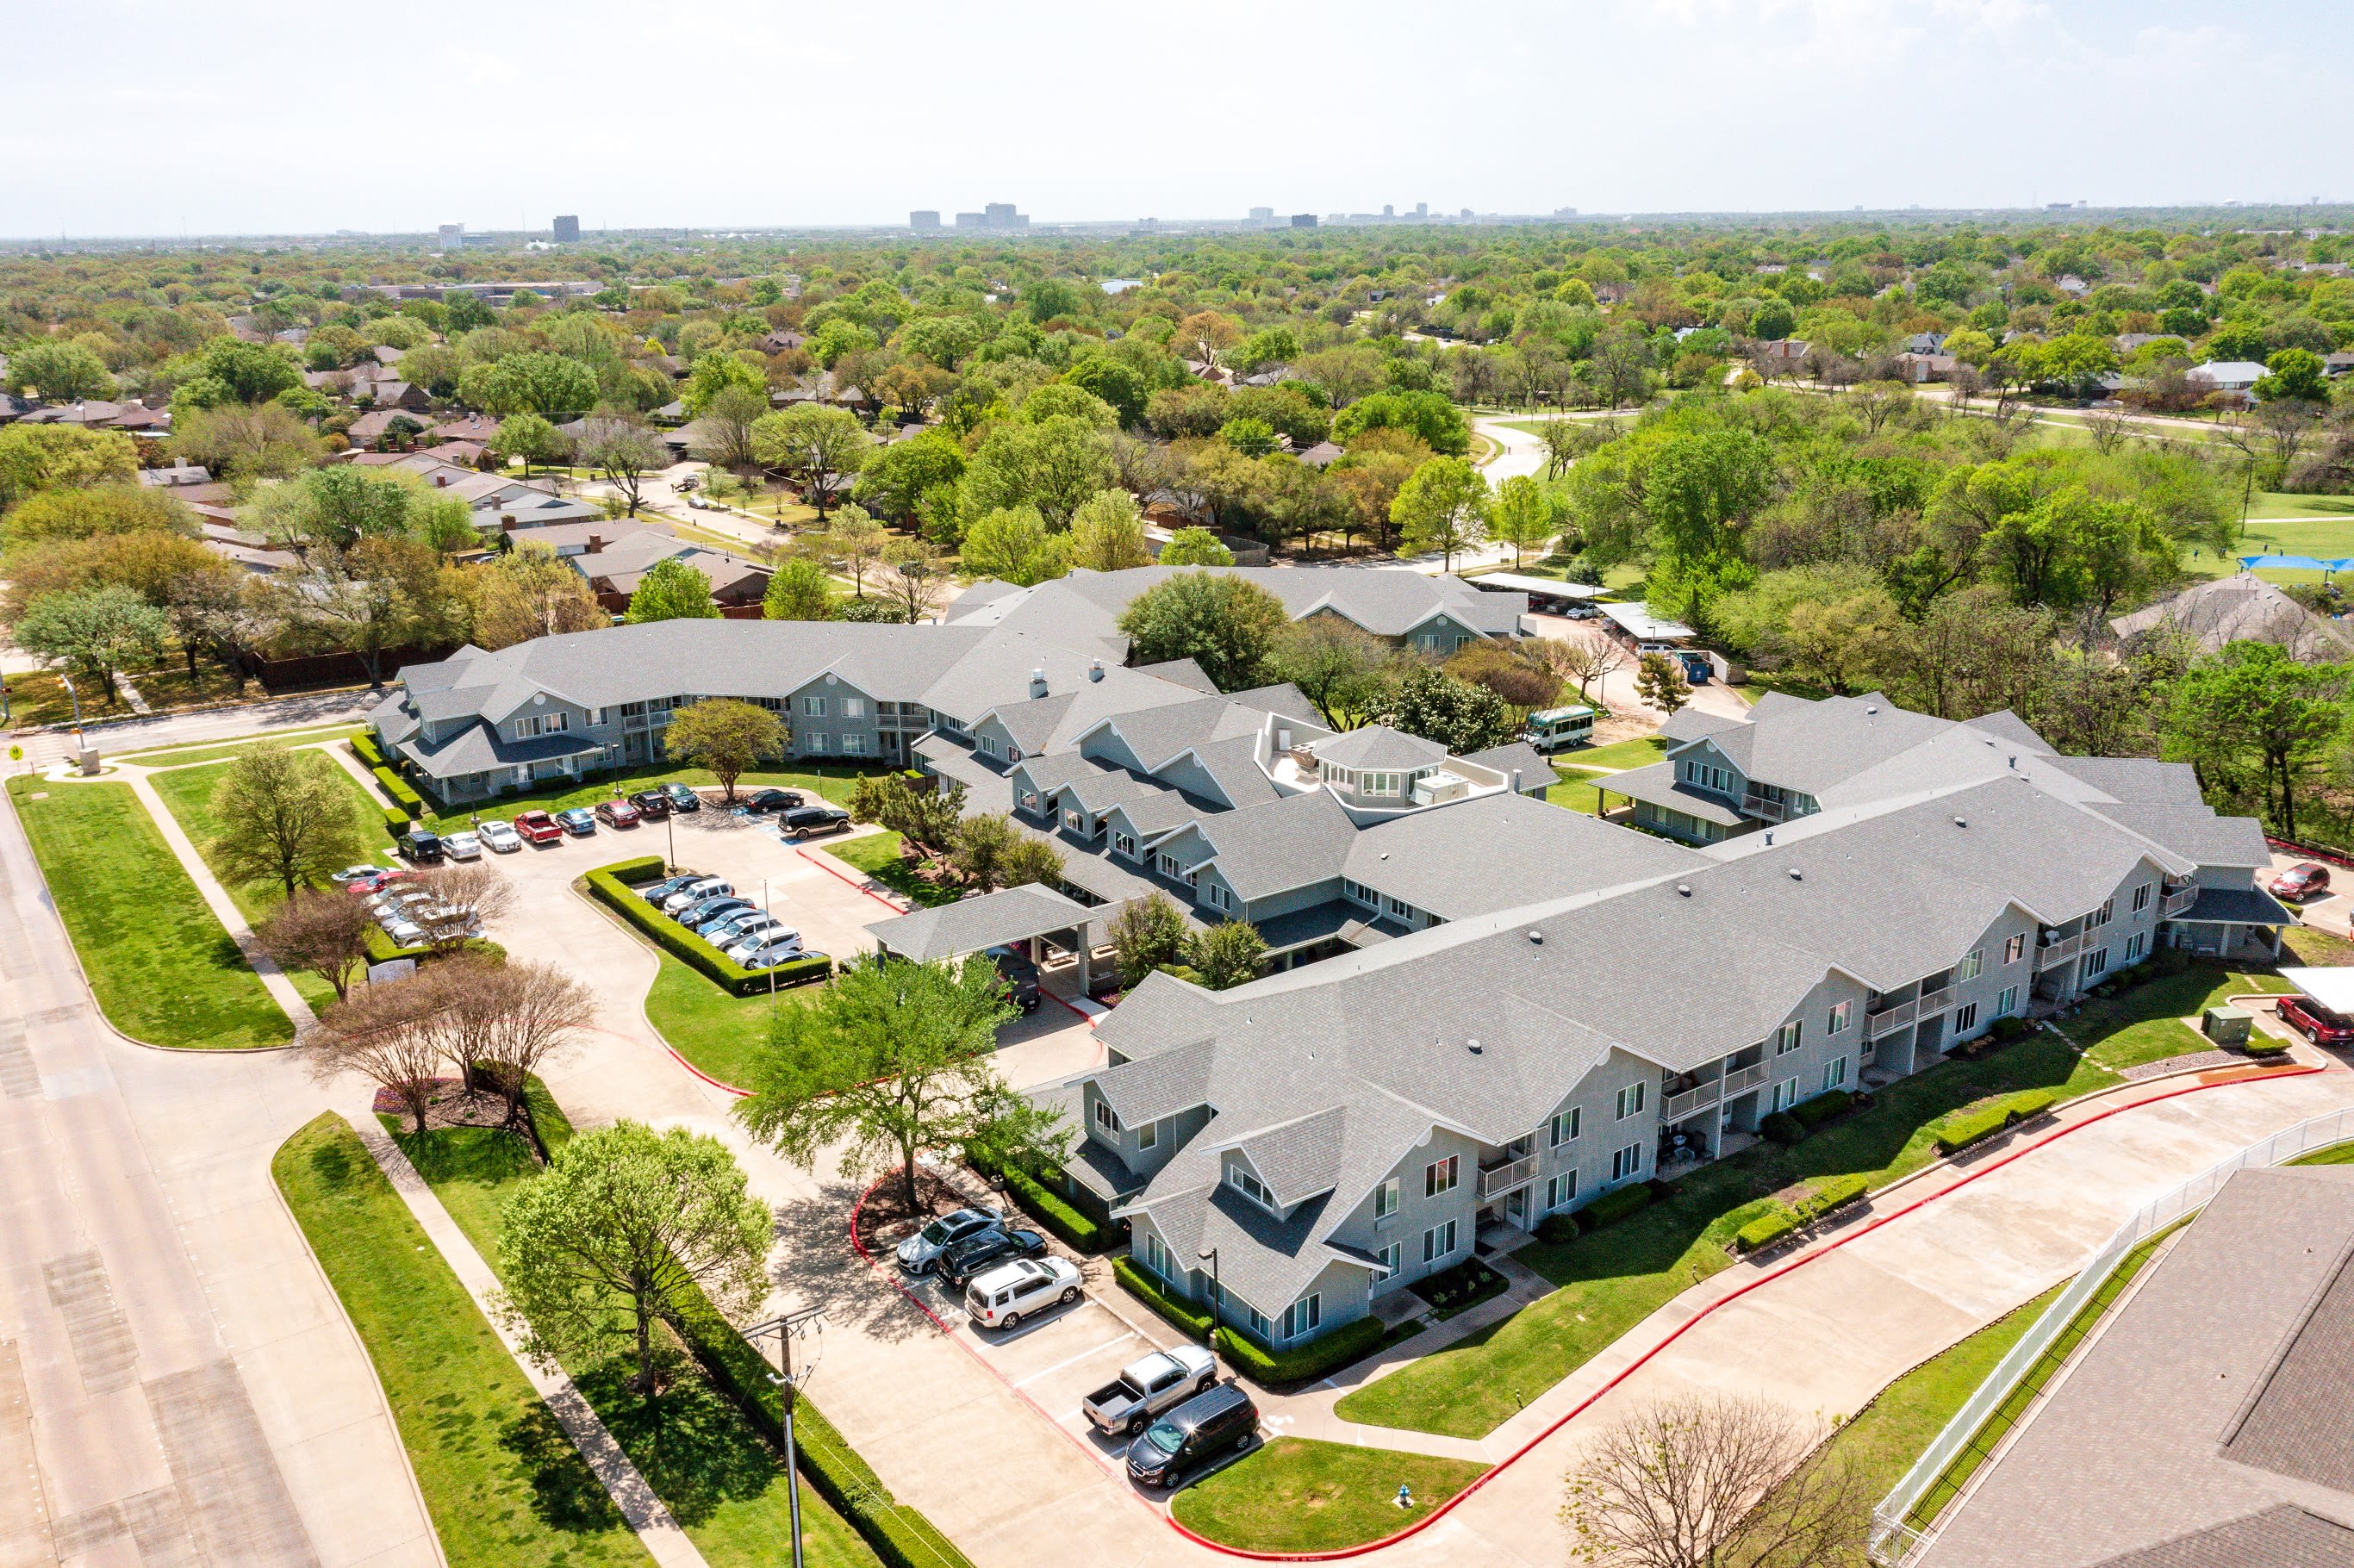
[1390,457,1491,571]
[211,748,368,899]
[1157,526,1235,567]
[253,889,375,1003]
[1186,921,1267,990]
[762,557,833,620]
[1635,651,1693,719]
[622,556,720,624]
[663,698,785,804]
[1111,893,1190,988]
[1385,666,1520,754]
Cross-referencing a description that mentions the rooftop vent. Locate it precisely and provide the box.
[1527,930,1543,944]
[1087,658,1104,683]
[1765,831,1774,845]
[2008,755,2018,769]
[1788,868,1803,881]
[1865,704,1879,715]
[1954,815,1967,828]
[1028,667,1048,699]
[1677,883,1691,898]
[1467,1039,1483,1055]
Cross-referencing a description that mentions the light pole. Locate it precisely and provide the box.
[58,672,84,768]
[1198,1247,1222,1375]
[746,1305,825,1568]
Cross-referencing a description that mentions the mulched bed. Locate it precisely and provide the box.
[370,1077,516,1130]
[850,1167,980,1254]
[1411,1258,1509,1319]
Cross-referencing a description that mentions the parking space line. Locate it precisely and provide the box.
[1011,1330,1139,1388]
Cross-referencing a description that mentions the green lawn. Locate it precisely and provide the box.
[2282,924,2354,966]
[1553,735,1672,772]
[2058,967,2291,1073]
[1543,765,1605,814]
[1169,1438,1490,1553]
[118,725,364,767]
[821,830,961,908]
[2290,1140,2354,1166]
[643,950,807,1089]
[149,755,392,1011]
[8,776,292,1048]
[271,1113,652,1568]
[419,762,891,835]
[389,1092,878,1568]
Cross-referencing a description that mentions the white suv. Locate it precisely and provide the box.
[965,1257,1082,1330]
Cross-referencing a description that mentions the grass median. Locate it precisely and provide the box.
[271,1112,652,1568]
[8,775,292,1048]
[820,829,960,908]
[116,725,364,767]
[642,950,815,1088]
[1171,1439,1489,1553]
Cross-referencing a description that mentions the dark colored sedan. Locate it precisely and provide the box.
[2279,995,2354,1047]
[554,807,599,837]
[628,788,672,819]
[780,805,850,840]
[745,788,806,813]
[938,1228,1049,1290]
[2270,862,2332,902]
[987,944,1042,1012]
[663,782,703,812]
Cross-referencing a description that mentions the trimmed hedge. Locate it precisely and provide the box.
[350,732,385,768]
[379,805,410,838]
[1732,1172,1874,1254]
[664,1288,976,1568]
[1114,1255,1215,1338]
[1579,1182,1652,1230]
[362,929,508,965]
[1002,1165,1115,1253]
[1214,1316,1386,1387]
[1934,1089,2061,1155]
[1990,1014,2032,1043]
[1534,1212,1579,1246]
[586,858,833,999]
[2241,1035,2292,1058]
[1762,1111,1807,1145]
[372,765,422,817]
[1790,1088,1853,1129]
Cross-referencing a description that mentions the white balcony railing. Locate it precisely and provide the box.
[1722,1061,1770,1097]
[1915,986,1955,1017]
[1477,1154,1538,1201]
[2163,887,2200,918]
[1866,999,1918,1039]
[1662,1081,1718,1122]
[2034,933,2083,970]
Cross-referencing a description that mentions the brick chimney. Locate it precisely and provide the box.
[586,533,604,554]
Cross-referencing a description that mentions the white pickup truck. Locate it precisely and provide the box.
[1080,1345,1218,1435]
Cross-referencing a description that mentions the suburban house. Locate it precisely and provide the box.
[2109,569,2354,663]
[570,533,772,616]
[2187,360,2268,398]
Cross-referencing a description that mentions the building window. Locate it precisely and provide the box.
[1956,949,1983,983]
[1376,1243,1400,1278]
[840,732,867,755]
[1145,1233,1170,1280]
[842,697,864,719]
[1113,831,1136,858]
[2092,898,2114,929]
[1244,1304,1270,1337]
[1094,1101,1120,1135]
[1343,879,1378,908]
[1616,1082,1645,1120]
[1546,1171,1578,1210]
[1281,1294,1320,1341]
[800,696,826,717]
[2083,946,2109,979]
[1137,1122,1157,1150]
[1206,883,1235,912]
[1771,1077,1801,1113]
[1423,1220,1458,1264]
[1063,809,1083,831]
[1954,1002,1979,1035]
[806,732,826,753]
[1424,1156,1458,1197]
[1775,1021,1803,1055]
[1996,985,2019,1017]
[2003,933,2026,964]
[1827,1000,1852,1035]
[2125,931,2147,962]
[1373,1178,1398,1220]
[1826,1056,1848,1090]
[1550,1108,1580,1147]
[1386,895,1414,920]
[977,733,1000,757]
[1610,1142,1643,1181]
[2133,882,2152,913]
[1230,1166,1272,1208]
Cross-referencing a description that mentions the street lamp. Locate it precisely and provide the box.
[1198,1247,1222,1374]
[58,672,84,768]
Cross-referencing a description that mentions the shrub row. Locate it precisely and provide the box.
[379,806,411,838]
[362,930,508,966]
[1113,1255,1215,1338]
[372,766,423,818]
[586,860,832,999]
[1531,1181,1656,1245]
[1934,1089,2061,1155]
[1214,1316,1386,1387]
[1732,1172,1874,1254]
[1990,1015,2033,1043]
[1762,1111,1807,1145]
[1790,1088,1853,1129]
[664,1289,977,1568]
[350,732,385,768]
[1003,1165,1115,1253]
[2241,1035,2292,1058]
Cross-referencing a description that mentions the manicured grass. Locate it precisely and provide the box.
[2058,967,2291,1073]
[821,829,962,908]
[418,762,891,835]
[8,776,292,1048]
[1543,765,1604,814]
[2282,924,2354,966]
[118,725,364,766]
[1169,1438,1490,1553]
[1336,1023,2120,1439]
[271,1113,652,1568]
[2290,1140,2354,1166]
[389,1094,878,1568]
[1553,734,1672,772]
[643,950,807,1088]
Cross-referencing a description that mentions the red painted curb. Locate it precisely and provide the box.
[845,1061,2326,1561]
[797,842,910,913]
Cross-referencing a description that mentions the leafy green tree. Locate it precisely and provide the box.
[1383,666,1518,753]
[2256,347,2330,404]
[5,339,114,401]
[850,430,966,526]
[1110,893,1190,988]
[2163,642,2348,842]
[1157,526,1234,567]
[1115,570,1289,691]
[468,539,607,649]
[459,352,600,417]
[662,697,784,802]
[268,536,464,686]
[961,505,1074,586]
[1020,383,1119,431]
[751,404,869,520]
[1219,417,1278,457]
[1186,921,1266,990]
[1487,474,1559,567]
[210,748,366,899]
[962,414,1115,529]
[1001,836,1066,892]
[622,556,719,624]
[488,411,567,479]
[574,419,669,517]
[734,952,1055,1213]
[2,482,192,545]
[1390,457,1491,570]
[1270,618,1392,730]
[1068,488,1152,571]
[1062,358,1147,427]
[172,337,302,409]
[681,351,767,416]
[0,425,137,509]
[1332,390,1470,455]
[762,557,834,619]
[172,401,323,480]
[13,586,169,704]
[950,812,1061,892]
[499,1122,771,1394]
[1635,651,1692,718]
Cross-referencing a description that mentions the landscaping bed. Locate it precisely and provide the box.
[822,830,962,909]
[584,856,832,999]
[1411,1257,1508,1319]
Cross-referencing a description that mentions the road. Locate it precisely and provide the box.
[8,688,381,769]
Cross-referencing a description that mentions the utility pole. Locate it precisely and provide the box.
[1197,1247,1222,1378]
[746,1305,825,1568]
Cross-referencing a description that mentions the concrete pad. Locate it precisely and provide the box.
[270,1415,444,1568]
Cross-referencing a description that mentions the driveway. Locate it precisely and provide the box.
[2265,849,2347,941]
[1520,613,1753,724]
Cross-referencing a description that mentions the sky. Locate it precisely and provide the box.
[4,0,2345,237]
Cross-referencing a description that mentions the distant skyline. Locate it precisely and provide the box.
[7,0,2347,239]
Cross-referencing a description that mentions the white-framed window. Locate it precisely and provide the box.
[2092,898,2114,928]
[1063,809,1082,831]
[1771,1077,1801,1112]
[806,732,827,753]
[1244,1304,1270,1336]
[1206,883,1235,912]
[1616,1082,1645,1120]
[1954,1002,1979,1034]
[1386,894,1414,920]
[1137,1121,1157,1150]
[2132,882,2152,913]
[1610,1142,1643,1181]
[1827,1000,1852,1035]
[1956,949,1983,983]
[1825,1056,1847,1090]
[1423,1219,1458,1264]
[1281,1294,1320,1341]
[1425,1156,1458,1197]
[1550,1108,1580,1147]
[1775,1020,1803,1055]
[1376,1242,1400,1277]
[1373,1177,1399,1219]
[1144,1232,1171,1279]
[1342,878,1378,908]
[842,696,864,719]
[977,732,1000,757]
[1230,1166,1273,1208]
[2083,946,2110,978]
[800,695,826,717]
[1547,1171,1578,1210]
[1113,831,1136,858]
[2125,931,2147,962]
[2003,933,2026,964]
[1094,1100,1120,1134]
[1996,985,2019,1017]
[840,732,867,755]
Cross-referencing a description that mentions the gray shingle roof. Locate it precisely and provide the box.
[951,564,1529,643]
[1459,740,1554,787]
[1597,762,1748,826]
[863,884,1093,962]
[1344,793,1708,920]
[1313,725,1449,769]
[1184,789,1359,901]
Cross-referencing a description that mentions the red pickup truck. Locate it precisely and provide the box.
[513,809,564,845]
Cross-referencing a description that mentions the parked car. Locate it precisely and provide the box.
[640,874,703,905]
[628,789,672,819]
[555,807,598,837]
[330,864,383,884]
[381,919,426,949]
[1125,1384,1258,1490]
[1560,603,1602,620]
[663,782,702,813]
[745,787,805,813]
[699,906,771,942]
[678,896,753,929]
[661,877,732,913]
[986,944,1042,1012]
[734,936,815,971]
[2278,995,2354,1047]
[347,869,409,896]
[964,1256,1083,1330]
[514,810,563,844]
[894,1208,1004,1275]
[938,1228,1048,1289]
[595,799,641,829]
[1081,1347,1218,1436]
[780,805,850,840]
[442,831,482,862]
[2270,862,2332,902]
[477,819,522,854]
[398,829,445,863]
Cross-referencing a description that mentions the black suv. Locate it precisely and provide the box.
[938,1227,1047,1289]
[1126,1384,1257,1489]
[986,944,1042,1012]
[399,829,445,863]
[781,805,850,840]
[663,781,702,812]
[746,787,805,813]
[628,788,672,819]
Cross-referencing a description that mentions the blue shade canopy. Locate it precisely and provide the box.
[2238,555,2354,571]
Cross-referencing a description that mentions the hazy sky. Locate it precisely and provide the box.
[6,0,2342,237]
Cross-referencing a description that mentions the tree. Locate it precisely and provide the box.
[950,812,1022,893]
[4,339,113,401]
[1560,1394,1867,1568]
[1391,457,1491,571]
[1186,922,1266,991]
[691,383,769,471]
[271,538,461,687]
[461,958,595,1132]
[210,748,368,900]
[1270,618,1392,729]
[962,414,1117,530]
[1488,474,1560,567]
[850,773,966,856]
[470,540,607,649]
[1446,642,1561,708]
[1000,836,1066,891]
[961,505,1074,587]
[303,978,449,1137]
[576,420,669,517]
[882,538,950,623]
[1538,419,1587,480]
[1331,390,1470,455]
[1546,633,1627,706]
[734,952,1055,1214]
[763,557,834,619]
[818,505,887,596]
[173,337,302,408]
[1068,488,1152,571]
[1157,526,1234,567]
[623,557,719,624]
[751,405,869,520]
[2256,346,2330,405]
[169,401,321,480]
[1779,589,1905,695]
[1110,893,1190,989]
[850,430,966,526]
[253,890,375,1003]
[681,351,767,417]
[13,585,170,704]
[663,698,785,803]
[1589,320,1659,409]
[1115,571,1290,691]
[488,411,568,480]
[1385,666,1519,753]
[1635,651,1692,718]
[459,352,599,418]
[410,862,514,955]
[499,1122,771,1394]
[2164,642,2348,843]
[0,425,137,509]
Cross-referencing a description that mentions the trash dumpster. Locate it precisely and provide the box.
[2201,1006,2252,1046]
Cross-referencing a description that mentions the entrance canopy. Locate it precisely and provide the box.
[2280,966,2354,1016]
[865,884,1097,963]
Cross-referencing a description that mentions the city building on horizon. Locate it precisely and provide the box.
[910,209,941,231]
[551,215,579,243]
[437,222,462,252]
[952,203,1029,231]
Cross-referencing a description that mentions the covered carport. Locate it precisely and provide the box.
[866,884,1113,992]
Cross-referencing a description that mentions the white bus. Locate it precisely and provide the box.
[1524,705,1597,754]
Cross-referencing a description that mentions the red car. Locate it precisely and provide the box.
[2269,862,2332,902]
[513,809,564,844]
[595,799,642,828]
[2277,994,2354,1047]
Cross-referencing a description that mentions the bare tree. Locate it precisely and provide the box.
[303,980,450,1136]
[1561,1393,1869,1568]
[254,890,376,1004]
[1541,632,1628,707]
[2086,408,2133,455]
[2253,399,2322,483]
[412,863,513,955]
[478,961,595,1133]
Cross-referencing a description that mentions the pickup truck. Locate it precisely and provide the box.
[1080,1345,1218,1436]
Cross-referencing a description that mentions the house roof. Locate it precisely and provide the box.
[2110,573,2354,663]
[1459,741,1555,787]
[863,884,1094,962]
[948,565,1529,644]
[1343,793,1707,920]
[1313,725,1448,770]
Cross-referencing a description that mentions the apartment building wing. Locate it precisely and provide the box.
[1342,793,1708,926]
